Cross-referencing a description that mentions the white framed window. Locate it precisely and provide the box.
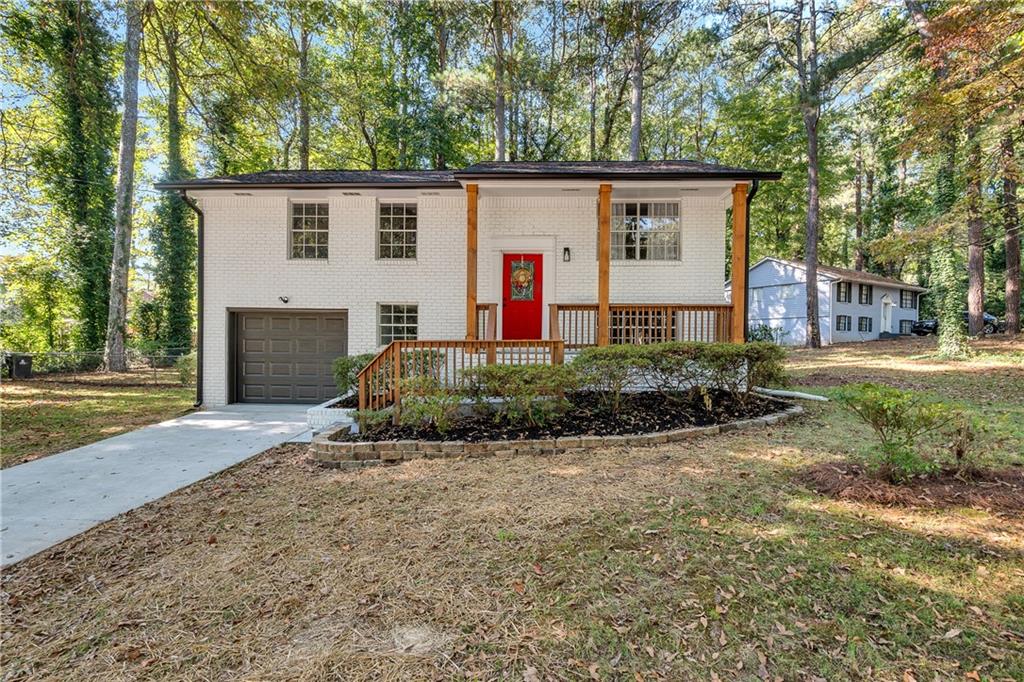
[836,282,851,303]
[858,316,872,332]
[900,319,913,334]
[290,202,329,259]
[900,290,916,309]
[378,303,418,345]
[377,202,417,259]
[858,284,873,305]
[611,201,680,260]
[836,314,851,332]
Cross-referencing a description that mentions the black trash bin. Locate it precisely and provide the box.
[10,354,32,379]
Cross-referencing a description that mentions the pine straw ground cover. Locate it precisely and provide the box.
[2,392,1023,679]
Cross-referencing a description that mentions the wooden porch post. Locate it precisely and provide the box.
[466,183,479,340]
[597,183,612,346]
[730,183,748,343]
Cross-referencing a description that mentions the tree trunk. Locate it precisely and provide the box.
[804,109,821,348]
[588,66,597,160]
[628,15,643,161]
[297,25,310,170]
[1004,129,1021,334]
[966,124,985,335]
[434,17,449,169]
[103,0,142,371]
[854,143,865,270]
[492,0,506,162]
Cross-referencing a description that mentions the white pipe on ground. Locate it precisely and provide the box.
[754,387,829,402]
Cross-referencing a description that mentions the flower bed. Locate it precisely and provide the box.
[308,396,802,469]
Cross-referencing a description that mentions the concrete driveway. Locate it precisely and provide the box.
[1,404,309,566]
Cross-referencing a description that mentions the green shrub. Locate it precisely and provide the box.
[332,352,377,394]
[399,375,464,434]
[572,345,647,413]
[831,383,962,482]
[638,341,786,406]
[466,363,578,426]
[355,408,391,433]
[175,352,197,387]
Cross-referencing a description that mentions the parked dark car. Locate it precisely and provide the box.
[912,311,1001,336]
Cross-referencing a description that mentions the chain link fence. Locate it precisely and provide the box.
[1,348,195,387]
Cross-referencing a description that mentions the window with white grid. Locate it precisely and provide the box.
[858,316,872,332]
[611,201,680,260]
[836,315,851,332]
[377,202,417,259]
[290,202,328,259]
[900,290,916,309]
[378,304,418,345]
[900,319,913,334]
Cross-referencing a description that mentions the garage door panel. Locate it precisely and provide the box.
[269,338,292,353]
[235,311,347,404]
[294,362,320,377]
[322,338,345,354]
[269,362,293,377]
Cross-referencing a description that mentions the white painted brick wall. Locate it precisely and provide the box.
[200,191,730,405]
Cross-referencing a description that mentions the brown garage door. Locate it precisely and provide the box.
[234,311,347,403]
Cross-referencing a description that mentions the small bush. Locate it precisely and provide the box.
[831,383,961,483]
[572,345,647,413]
[332,353,377,395]
[748,323,789,345]
[355,408,391,433]
[640,341,786,406]
[399,375,463,434]
[467,363,578,426]
[175,352,197,387]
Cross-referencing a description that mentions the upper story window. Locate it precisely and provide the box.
[611,201,680,261]
[290,202,328,259]
[378,202,417,259]
[900,290,916,309]
[858,284,873,305]
[836,282,851,303]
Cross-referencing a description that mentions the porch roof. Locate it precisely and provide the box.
[156,160,781,191]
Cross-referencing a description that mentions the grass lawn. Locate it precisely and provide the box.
[1,372,194,468]
[1,337,1022,680]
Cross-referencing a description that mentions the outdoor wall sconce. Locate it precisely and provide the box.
[279,296,290,304]
[563,247,571,262]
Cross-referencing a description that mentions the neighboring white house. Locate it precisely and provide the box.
[158,161,780,406]
[727,257,926,346]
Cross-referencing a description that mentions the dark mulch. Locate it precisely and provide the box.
[801,461,1024,516]
[333,390,786,443]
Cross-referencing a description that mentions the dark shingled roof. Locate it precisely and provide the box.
[156,160,781,190]
[756,258,928,292]
[156,169,459,190]
[457,160,782,180]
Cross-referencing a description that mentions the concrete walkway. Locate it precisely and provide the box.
[1,404,309,566]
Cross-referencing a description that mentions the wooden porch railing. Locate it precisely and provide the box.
[549,303,733,348]
[357,338,564,421]
[476,303,497,340]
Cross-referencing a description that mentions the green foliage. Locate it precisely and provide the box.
[128,299,163,352]
[642,342,787,406]
[831,383,969,483]
[355,409,391,434]
[466,364,578,427]
[573,345,647,414]
[175,352,197,387]
[0,255,75,352]
[332,352,377,394]
[748,324,789,345]
[3,0,117,351]
[398,375,463,434]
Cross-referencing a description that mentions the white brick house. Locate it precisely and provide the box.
[729,257,927,346]
[158,161,780,406]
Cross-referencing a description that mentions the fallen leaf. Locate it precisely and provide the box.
[523,666,540,682]
[943,628,962,639]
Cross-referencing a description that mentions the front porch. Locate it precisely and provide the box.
[463,180,751,346]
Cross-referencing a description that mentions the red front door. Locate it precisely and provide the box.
[502,253,543,339]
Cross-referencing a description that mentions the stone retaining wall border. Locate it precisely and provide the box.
[308,404,804,469]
